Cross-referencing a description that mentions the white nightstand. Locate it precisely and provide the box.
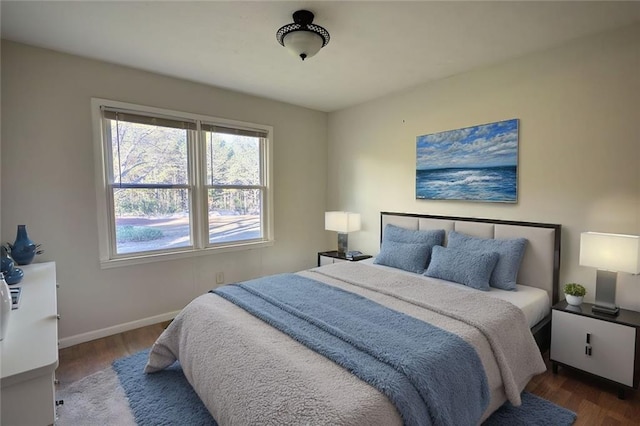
[550,300,640,399]
[317,251,372,267]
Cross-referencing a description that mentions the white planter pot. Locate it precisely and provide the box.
[565,294,584,306]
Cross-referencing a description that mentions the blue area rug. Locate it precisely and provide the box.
[113,350,576,426]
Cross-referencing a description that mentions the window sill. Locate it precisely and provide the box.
[99,240,274,269]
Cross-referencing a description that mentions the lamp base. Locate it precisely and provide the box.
[591,304,620,316]
[593,269,619,316]
[337,233,348,257]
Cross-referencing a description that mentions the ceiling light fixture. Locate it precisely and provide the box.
[276,10,330,61]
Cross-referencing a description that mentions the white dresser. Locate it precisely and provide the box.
[1,262,58,425]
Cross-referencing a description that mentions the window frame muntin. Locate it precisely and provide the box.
[91,98,274,269]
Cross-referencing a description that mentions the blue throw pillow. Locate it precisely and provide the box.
[424,246,499,291]
[382,224,445,266]
[446,231,527,291]
[384,224,445,245]
[374,240,433,274]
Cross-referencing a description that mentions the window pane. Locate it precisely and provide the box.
[205,132,260,185]
[209,189,262,244]
[114,188,191,254]
[109,120,188,185]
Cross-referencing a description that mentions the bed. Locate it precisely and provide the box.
[377,212,561,351]
[146,212,561,425]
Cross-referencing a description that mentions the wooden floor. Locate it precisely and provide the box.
[56,321,171,388]
[57,322,640,425]
[525,358,640,425]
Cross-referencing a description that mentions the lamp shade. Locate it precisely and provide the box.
[579,232,640,274]
[325,212,361,233]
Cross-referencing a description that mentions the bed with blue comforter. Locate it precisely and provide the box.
[146,261,547,425]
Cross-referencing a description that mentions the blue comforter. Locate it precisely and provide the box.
[212,273,489,426]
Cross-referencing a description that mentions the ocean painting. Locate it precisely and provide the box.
[416,119,518,203]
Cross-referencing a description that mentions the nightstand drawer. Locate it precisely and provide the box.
[551,310,636,386]
[318,255,347,266]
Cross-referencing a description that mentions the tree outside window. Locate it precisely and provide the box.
[93,99,272,266]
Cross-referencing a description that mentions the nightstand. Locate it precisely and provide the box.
[550,300,640,399]
[317,251,372,267]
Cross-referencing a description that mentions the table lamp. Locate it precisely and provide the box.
[579,232,640,316]
[325,211,361,257]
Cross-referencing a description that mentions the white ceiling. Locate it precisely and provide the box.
[2,1,640,112]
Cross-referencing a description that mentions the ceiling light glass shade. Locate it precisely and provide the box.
[277,10,330,61]
[282,31,324,60]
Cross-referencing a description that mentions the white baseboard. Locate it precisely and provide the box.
[58,310,181,349]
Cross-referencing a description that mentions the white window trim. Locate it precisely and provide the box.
[91,98,274,269]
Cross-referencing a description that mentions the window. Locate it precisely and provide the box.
[92,99,273,267]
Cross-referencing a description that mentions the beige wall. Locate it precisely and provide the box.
[1,41,328,344]
[327,24,640,310]
[2,23,639,342]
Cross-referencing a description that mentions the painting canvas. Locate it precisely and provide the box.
[416,119,518,203]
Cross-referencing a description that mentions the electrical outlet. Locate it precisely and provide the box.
[216,272,224,285]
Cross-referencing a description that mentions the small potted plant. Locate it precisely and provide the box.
[564,283,586,306]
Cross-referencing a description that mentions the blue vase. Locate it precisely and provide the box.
[1,246,14,275]
[4,268,23,285]
[0,246,23,285]
[10,225,37,266]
